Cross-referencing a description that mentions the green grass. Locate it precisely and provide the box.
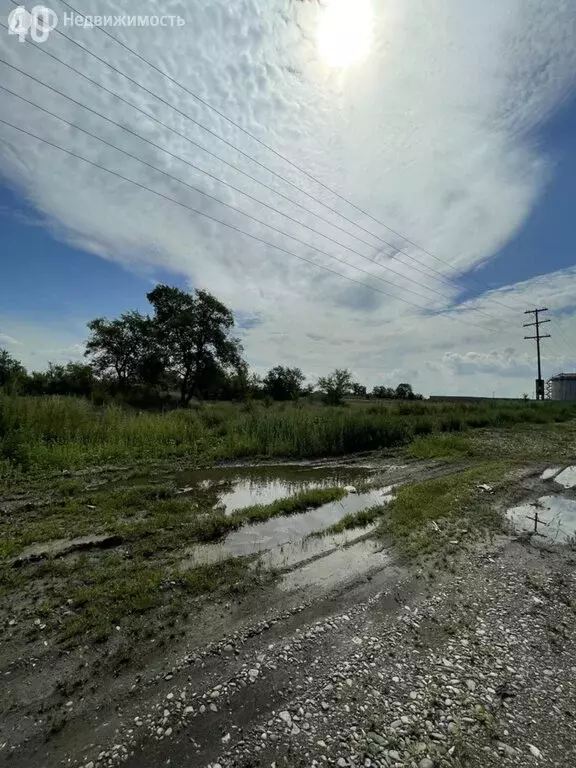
[229,487,346,526]
[378,463,509,558]
[407,420,576,462]
[0,482,348,561]
[312,505,387,536]
[53,554,258,642]
[2,393,575,476]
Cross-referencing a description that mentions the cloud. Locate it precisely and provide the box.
[0,332,21,346]
[442,349,534,378]
[0,0,575,394]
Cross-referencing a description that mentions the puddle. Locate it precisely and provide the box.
[554,466,576,489]
[541,467,562,481]
[279,538,390,592]
[261,526,377,570]
[182,487,393,566]
[506,495,576,544]
[177,464,377,515]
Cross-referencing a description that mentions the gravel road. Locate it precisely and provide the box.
[69,533,576,768]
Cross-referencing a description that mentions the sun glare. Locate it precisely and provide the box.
[317,0,374,69]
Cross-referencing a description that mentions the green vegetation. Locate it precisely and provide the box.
[2,394,575,478]
[229,487,346,526]
[0,480,347,561]
[378,464,508,558]
[316,504,387,535]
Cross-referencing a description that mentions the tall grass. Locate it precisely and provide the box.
[1,393,575,473]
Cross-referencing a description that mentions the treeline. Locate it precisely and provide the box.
[0,285,422,407]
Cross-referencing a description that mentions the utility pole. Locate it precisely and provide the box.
[524,308,551,400]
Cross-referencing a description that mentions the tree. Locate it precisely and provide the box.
[147,285,243,405]
[85,311,157,390]
[351,383,367,398]
[317,368,353,405]
[0,348,26,393]
[372,385,395,399]
[43,362,96,397]
[395,382,414,400]
[262,366,305,401]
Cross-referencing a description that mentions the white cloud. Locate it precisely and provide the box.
[0,0,575,395]
[0,332,21,346]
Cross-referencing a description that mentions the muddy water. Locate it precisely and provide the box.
[279,537,390,592]
[183,487,394,566]
[554,466,576,489]
[177,464,375,515]
[506,495,576,544]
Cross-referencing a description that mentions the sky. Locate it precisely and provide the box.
[0,0,575,397]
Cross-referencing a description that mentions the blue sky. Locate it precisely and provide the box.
[0,0,575,395]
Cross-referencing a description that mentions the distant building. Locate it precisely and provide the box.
[548,373,576,402]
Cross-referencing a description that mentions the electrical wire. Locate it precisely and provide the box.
[0,80,491,313]
[0,116,502,335]
[55,1,511,297]
[16,0,521,311]
[0,20,486,303]
[0,58,498,315]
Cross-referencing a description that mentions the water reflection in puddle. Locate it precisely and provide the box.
[183,487,393,566]
[507,495,576,543]
[541,467,562,481]
[177,465,376,515]
[279,538,390,592]
[554,466,576,489]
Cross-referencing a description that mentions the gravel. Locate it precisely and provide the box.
[49,507,576,768]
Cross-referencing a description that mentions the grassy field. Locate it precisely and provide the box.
[1,393,575,652]
[2,393,575,480]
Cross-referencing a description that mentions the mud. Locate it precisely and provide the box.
[0,456,510,767]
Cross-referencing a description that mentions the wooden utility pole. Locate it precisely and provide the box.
[524,308,551,400]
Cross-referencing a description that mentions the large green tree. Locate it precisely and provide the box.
[317,368,353,406]
[262,366,305,401]
[85,311,160,390]
[147,285,243,405]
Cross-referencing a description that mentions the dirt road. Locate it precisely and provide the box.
[3,462,576,768]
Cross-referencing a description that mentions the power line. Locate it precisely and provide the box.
[552,318,576,360]
[0,20,484,304]
[0,81,488,313]
[56,0,518,306]
[0,116,502,335]
[20,0,518,311]
[524,308,551,400]
[0,59,497,315]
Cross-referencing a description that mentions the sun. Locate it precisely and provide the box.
[317,0,374,68]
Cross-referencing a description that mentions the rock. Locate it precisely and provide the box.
[466,679,477,692]
[419,760,434,768]
[85,763,94,768]
[165,727,172,737]
[388,750,401,761]
[337,759,347,767]
[291,724,301,735]
[497,743,517,757]
[279,711,292,726]
[528,744,543,759]
[222,733,230,744]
